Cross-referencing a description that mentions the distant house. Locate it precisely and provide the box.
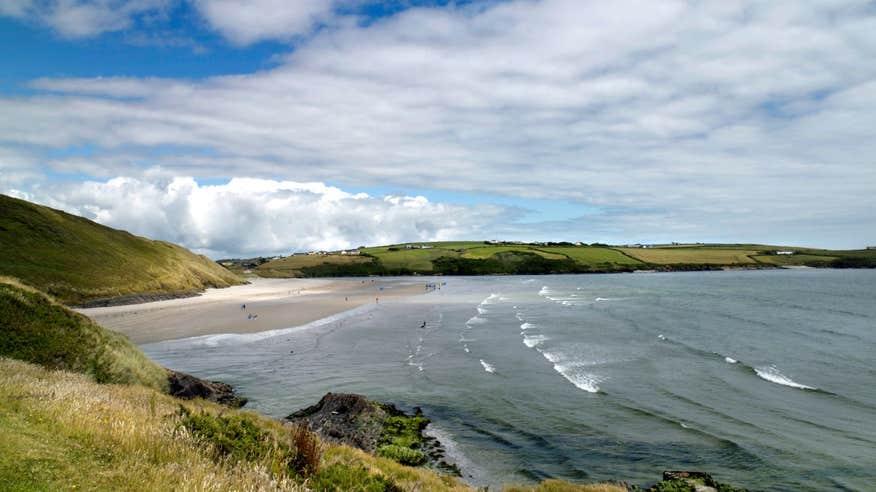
[776,250,794,255]
[574,242,584,246]
[339,250,360,255]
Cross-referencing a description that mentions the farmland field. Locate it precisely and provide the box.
[617,247,759,265]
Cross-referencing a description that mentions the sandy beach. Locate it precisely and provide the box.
[78,277,426,344]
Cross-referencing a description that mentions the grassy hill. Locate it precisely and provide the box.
[0,194,244,305]
[245,241,876,278]
[0,276,168,391]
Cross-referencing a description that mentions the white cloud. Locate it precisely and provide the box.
[4,0,876,248]
[0,0,170,38]
[26,177,515,257]
[192,0,348,45]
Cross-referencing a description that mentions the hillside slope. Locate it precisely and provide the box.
[0,276,168,391]
[245,241,876,278]
[0,194,243,305]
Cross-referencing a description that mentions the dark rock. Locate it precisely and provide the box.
[166,369,247,408]
[663,471,714,482]
[286,392,460,475]
[287,392,386,452]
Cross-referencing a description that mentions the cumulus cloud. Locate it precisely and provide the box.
[4,0,876,248]
[0,0,170,38]
[23,177,516,257]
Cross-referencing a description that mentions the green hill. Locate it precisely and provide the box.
[0,194,244,305]
[0,276,168,391]
[245,241,876,278]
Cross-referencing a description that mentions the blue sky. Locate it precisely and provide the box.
[2,1,875,257]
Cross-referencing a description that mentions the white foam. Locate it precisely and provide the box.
[541,350,563,364]
[754,366,815,390]
[148,303,373,349]
[515,312,525,322]
[724,356,738,364]
[658,334,666,340]
[520,322,535,330]
[465,316,486,326]
[538,286,551,296]
[523,334,548,348]
[463,345,470,353]
[477,306,489,315]
[480,293,501,305]
[479,359,496,373]
[552,364,600,393]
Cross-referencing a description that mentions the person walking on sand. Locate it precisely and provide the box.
[241,303,246,310]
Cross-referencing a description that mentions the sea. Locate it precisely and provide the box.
[142,269,876,491]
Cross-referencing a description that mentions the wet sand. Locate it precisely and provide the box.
[78,277,426,344]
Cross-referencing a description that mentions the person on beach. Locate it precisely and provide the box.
[241,303,246,310]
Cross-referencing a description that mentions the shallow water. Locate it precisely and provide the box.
[143,269,876,491]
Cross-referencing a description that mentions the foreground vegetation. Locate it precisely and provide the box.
[0,358,636,492]
[237,241,876,278]
[0,276,168,391]
[0,194,243,305]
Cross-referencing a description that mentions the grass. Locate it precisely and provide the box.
[0,194,244,305]
[543,247,644,266]
[504,480,627,492]
[0,277,168,391]
[462,246,568,260]
[752,254,838,266]
[257,255,375,277]
[0,358,476,491]
[0,357,304,491]
[616,247,759,265]
[369,249,454,271]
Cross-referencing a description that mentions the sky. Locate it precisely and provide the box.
[1,0,875,258]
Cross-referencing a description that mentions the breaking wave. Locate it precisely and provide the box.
[480,359,496,373]
[754,366,817,390]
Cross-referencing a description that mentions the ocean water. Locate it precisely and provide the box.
[143,270,876,491]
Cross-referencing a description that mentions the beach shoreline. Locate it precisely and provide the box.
[78,277,427,344]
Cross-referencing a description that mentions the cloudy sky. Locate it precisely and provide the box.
[2,0,875,257]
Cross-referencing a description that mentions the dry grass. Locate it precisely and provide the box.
[0,357,304,491]
[505,479,628,492]
[0,358,630,492]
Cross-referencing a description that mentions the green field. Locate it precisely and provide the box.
[0,194,243,304]
[256,254,375,277]
[462,246,567,260]
[546,247,644,266]
[258,242,652,276]
[245,240,876,278]
[616,247,760,265]
[753,254,838,266]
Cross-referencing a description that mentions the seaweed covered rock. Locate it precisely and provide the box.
[286,392,459,474]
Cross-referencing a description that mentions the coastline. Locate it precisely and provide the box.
[78,277,426,344]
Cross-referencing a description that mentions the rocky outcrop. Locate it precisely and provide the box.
[286,392,460,475]
[643,471,747,492]
[286,392,385,452]
[166,369,247,408]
